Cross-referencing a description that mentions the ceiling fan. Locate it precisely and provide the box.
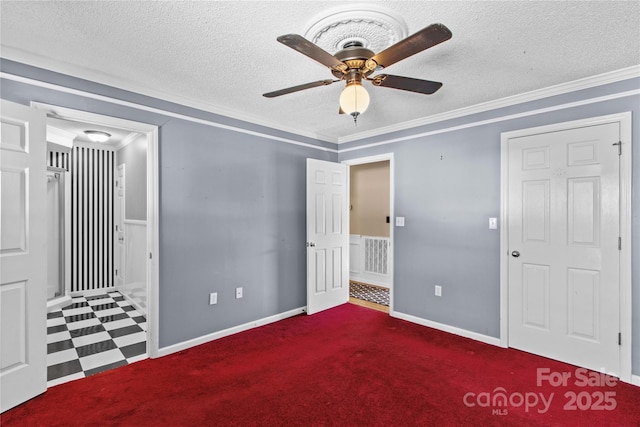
[263,23,452,123]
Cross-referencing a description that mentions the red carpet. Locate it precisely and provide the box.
[3,303,639,426]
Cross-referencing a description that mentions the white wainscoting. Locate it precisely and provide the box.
[117,219,147,314]
[349,234,391,288]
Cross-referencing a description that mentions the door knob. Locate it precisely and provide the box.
[511,250,520,258]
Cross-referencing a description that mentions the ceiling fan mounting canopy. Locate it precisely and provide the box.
[263,22,452,119]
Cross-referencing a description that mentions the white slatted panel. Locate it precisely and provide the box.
[70,146,114,292]
[364,237,388,275]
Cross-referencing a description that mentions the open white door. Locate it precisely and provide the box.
[306,159,349,314]
[1,101,47,412]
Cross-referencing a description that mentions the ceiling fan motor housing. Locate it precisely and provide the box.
[332,45,376,80]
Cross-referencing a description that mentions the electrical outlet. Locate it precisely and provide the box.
[435,285,442,297]
[209,292,218,305]
[236,287,243,299]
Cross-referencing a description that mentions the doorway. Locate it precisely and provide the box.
[32,102,159,386]
[500,113,632,383]
[343,154,394,313]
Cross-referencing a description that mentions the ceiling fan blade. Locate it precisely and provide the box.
[371,74,443,95]
[369,23,452,69]
[277,34,348,73]
[263,79,337,98]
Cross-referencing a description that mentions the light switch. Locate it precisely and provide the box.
[489,218,497,229]
[395,217,405,227]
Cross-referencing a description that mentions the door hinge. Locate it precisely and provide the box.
[618,237,622,250]
[115,269,118,276]
[149,252,153,259]
[618,332,622,346]
[613,141,621,156]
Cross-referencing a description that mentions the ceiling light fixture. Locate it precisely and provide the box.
[84,130,111,143]
[339,80,370,124]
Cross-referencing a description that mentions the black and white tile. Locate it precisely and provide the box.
[46,291,147,387]
[349,281,390,306]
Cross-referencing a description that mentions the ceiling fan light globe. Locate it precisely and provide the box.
[339,83,369,116]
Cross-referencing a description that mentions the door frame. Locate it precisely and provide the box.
[114,164,126,288]
[499,112,632,383]
[342,153,395,313]
[31,102,161,359]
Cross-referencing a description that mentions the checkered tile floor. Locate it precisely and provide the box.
[47,291,147,387]
[349,281,390,306]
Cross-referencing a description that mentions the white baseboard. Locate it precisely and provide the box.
[391,310,502,347]
[157,307,306,358]
[117,284,147,317]
[47,295,72,313]
[71,287,117,298]
[632,375,640,387]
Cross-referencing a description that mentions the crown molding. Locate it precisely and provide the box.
[3,47,637,147]
[337,65,640,144]
[1,47,338,144]
[339,88,640,153]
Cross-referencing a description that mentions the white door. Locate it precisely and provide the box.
[0,101,47,412]
[508,122,620,374]
[114,164,125,287]
[306,159,349,314]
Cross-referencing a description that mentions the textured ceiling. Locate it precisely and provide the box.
[1,1,639,143]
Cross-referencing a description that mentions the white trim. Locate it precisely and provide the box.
[157,307,306,357]
[340,89,640,153]
[618,112,633,384]
[391,311,502,347]
[342,153,395,312]
[632,375,640,387]
[118,286,146,319]
[5,48,637,145]
[338,65,640,144]
[6,67,637,153]
[147,126,160,358]
[1,47,336,143]
[71,287,117,298]
[46,295,72,313]
[34,102,162,360]
[500,112,633,383]
[3,73,338,153]
[123,219,147,226]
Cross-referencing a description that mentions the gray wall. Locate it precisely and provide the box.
[0,59,336,349]
[116,134,147,221]
[158,119,333,345]
[1,59,637,376]
[340,77,640,375]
